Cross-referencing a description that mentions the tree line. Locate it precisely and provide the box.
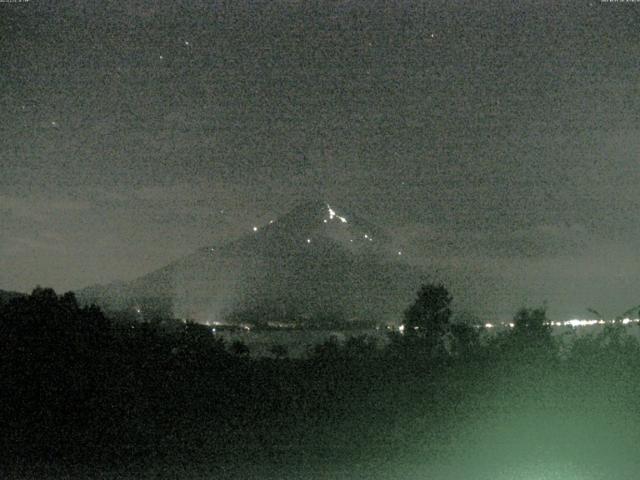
[1,284,639,478]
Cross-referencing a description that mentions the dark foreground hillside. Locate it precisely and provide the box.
[3,288,640,479]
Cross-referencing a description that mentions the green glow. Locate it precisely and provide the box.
[495,462,588,480]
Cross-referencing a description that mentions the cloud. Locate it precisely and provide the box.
[1,234,66,257]
[389,221,624,320]
[395,221,594,263]
[0,194,91,222]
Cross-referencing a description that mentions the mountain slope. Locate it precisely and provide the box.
[77,201,424,326]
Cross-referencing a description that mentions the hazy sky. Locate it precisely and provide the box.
[1,0,639,320]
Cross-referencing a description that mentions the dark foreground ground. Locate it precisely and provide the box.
[5,352,640,480]
[3,290,640,479]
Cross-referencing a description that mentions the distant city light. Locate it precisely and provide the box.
[253,226,258,232]
[565,319,599,327]
[477,318,640,330]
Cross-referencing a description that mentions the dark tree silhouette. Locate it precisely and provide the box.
[270,344,289,359]
[512,307,552,343]
[230,339,250,356]
[343,335,379,360]
[449,322,481,358]
[311,335,341,359]
[403,283,452,339]
[6,281,640,476]
[490,306,558,365]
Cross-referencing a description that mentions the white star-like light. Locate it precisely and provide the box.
[253,226,258,232]
[327,205,347,223]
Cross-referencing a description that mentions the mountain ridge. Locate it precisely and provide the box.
[76,201,424,326]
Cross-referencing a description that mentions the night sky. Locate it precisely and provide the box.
[1,0,639,321]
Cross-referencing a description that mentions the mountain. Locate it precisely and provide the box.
[77,201,424,327]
